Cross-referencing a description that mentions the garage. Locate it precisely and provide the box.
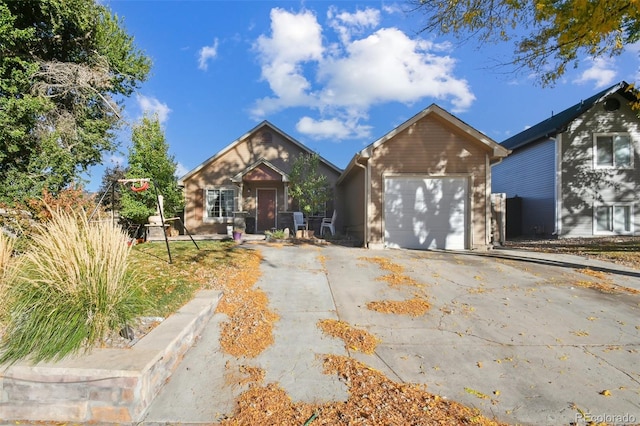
[384,176,468,250]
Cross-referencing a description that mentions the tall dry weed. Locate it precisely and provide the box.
[0,232,17,321]
[0,209,147,364]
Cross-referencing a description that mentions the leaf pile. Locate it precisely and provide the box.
[222,355,507,425]
[574,268,640,295]
[367,297,432,317]
[360,257,432,316]
[317,319,379,354]
[214,249,279,358]
[360,256,419,286]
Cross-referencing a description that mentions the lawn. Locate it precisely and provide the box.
[129,240,255,318]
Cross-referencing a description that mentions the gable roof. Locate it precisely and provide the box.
[231,158,289,183]
[501,81,636,151]
[338,103,509,184]
[178,120,342,185]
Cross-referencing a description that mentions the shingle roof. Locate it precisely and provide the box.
[501,81,634,151]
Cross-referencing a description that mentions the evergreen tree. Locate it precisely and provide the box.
[120,115,183,224]
[0,0,150,204]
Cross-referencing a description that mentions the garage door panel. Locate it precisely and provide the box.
[384,177,467,250]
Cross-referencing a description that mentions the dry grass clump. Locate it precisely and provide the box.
[0,209,145,364]
[367,298,432,316]
[317,319,379,354]
[214,250,279,358]
[0,232,18,320]
[222,355,507,425]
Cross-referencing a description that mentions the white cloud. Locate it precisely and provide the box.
[252,6,476,140]
[253,8,323,114]
[296,116,372,140]
[328,6,380,45]
[319,28,475,111]
[573,57,617,88]
[198,39,219,71]
[136,94,171,124]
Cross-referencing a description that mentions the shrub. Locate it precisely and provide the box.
[0,209,148,364]
[266,229,287,240]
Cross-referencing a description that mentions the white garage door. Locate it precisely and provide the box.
[384,176,467,250]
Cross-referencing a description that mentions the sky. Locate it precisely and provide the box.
[84,0,640,192]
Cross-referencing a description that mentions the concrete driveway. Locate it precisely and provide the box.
[143,244,640,425]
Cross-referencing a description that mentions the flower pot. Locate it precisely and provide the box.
[233,231,242,242]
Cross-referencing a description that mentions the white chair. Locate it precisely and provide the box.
[320,210,337,236]
[293,212,307,231]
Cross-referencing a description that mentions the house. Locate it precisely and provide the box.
[336,104,510,250]
[178,121,342,235]
[492,81,640,239]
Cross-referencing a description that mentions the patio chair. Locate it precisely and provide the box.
[320,210,337,236]
[293,212,307,231]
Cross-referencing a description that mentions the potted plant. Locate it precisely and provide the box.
[232,226,243,242]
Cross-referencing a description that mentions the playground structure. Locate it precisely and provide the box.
[89,178,198,264]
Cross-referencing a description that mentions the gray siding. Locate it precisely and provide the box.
[492,138,556,237]
[559,93,640,237]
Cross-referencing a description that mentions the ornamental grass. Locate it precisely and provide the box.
[0,232,18,321]
[0,209,147,364]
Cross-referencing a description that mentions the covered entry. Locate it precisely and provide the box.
[384,176,468,250]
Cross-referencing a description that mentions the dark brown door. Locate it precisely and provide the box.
[257,189,276,232]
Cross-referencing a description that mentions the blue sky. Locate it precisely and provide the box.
[85,0,640,191]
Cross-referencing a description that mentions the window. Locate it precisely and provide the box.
[595,134,632,168]
[595,204,632,234]
[206,188,235,219]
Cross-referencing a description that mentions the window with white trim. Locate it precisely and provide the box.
[594,204,633,234]
[594,133,632,168]
[205,188,235,219]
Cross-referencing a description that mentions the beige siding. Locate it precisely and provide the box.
[183,125,340,234]
[368,114,490,249]
[337,163,366,244]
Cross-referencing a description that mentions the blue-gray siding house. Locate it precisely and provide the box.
[492,81,640,238]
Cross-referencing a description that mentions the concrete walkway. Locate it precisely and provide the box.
[142,244,640,425]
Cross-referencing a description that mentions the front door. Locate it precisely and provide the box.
[257,189,277,232]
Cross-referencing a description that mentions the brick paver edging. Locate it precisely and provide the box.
[0,289,222,423]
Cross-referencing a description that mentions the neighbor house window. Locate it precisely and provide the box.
[594,133,632,168]
[206,188,235,219]
[595,204,632,234]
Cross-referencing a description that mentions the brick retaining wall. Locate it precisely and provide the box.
[0,290,222,423]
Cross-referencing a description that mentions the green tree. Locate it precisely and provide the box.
[288,153,332,216]
[0,0,150,204]
[411,0,639,86]
[120,115,183,224]
[97,165,127,213]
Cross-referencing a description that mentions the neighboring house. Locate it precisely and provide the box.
[492,81,640,239]
[178,121,342,234]
[336,104,510,250]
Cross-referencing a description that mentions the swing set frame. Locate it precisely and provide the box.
[89,177,199,264]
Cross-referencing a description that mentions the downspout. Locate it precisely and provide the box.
[354,154,369,248]
[553,135,561,236]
